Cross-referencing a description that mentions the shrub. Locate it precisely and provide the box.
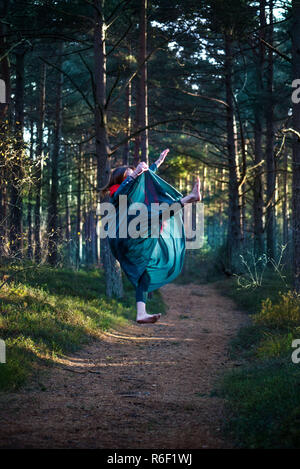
[256,332,296,359]
[253,292,300,329]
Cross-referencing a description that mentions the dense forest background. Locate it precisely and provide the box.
[1,0,300,294]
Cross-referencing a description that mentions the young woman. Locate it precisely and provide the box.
[106,149,201,324]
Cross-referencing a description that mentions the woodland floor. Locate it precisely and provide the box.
[0,282,248,449]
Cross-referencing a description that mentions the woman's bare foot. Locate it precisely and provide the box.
[136,313,161,324]
[136,301,161,324]
[180,176,201,205]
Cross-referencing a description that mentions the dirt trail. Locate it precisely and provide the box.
[0,282,247,449]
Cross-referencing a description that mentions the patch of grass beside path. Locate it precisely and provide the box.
[215,270,291,315]
[215,272,300,448]
[0,264,165,391]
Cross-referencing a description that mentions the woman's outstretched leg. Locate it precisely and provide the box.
[136,272,161,324]
[156,176,201,227]
[180,176,201,205]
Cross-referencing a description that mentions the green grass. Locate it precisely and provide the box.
[0,264,165,391]
[220,360,300,448]
[255,332,297,359]
[214,271,300,448]
[216,269,292,314]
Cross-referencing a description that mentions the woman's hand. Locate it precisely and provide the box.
[132,161,149,179]
[155,148,169,168]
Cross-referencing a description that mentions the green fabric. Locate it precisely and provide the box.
[108,164,185,293]
[135,271,149,303]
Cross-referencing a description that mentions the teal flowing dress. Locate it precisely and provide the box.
[108,163,186,294]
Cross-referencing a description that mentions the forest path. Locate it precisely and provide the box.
[0,282,247,449]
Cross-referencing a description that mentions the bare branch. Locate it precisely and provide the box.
[166,87,230,108]
[256,35,291,63]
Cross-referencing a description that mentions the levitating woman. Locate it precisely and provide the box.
[105,149,201,324]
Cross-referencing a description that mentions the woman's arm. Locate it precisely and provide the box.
[113,162,149,198]
[113,175,136,198]
[154,148,169,169]
[149,149,169,174]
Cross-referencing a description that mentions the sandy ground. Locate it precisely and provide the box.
[0,282,247,449]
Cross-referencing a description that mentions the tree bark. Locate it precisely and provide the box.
[27,119,34,259]
[76,143,82,269]
[47,45,63,266]
[253,0,266,255]
[10,46,25,257]
[265,0,276,258]
[94,0,123,298]
[224,34,242,269]
[0,4,11,123]
[65,147,71,265]
[291,0,300,291]
[0,17,10,254]
[34,62,46,263]
[123,79,131,165]
[134,0,148,165]
[282,150,289,261]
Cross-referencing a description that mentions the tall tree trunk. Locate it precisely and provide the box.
[82,156,87,265]
[94,0,123,298]
[291,0,300,291]
[253,120,265,254]
[34,62,46,263]
[27,119,34,259]
[0,17,10,254]
[85,211,92,265]
[134,0,148,165]
[265,0,276,259]
[76,144,82,269]
[123,79,131,165]
[253,0,266,255]
[0,6,11,122]
[10,46,25,257]
[47,45,63,266]
[282,150,289,262]
[65,148,71,265]
[234,106,246,244]
[133,82,141,164]
[224,34,242,269]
